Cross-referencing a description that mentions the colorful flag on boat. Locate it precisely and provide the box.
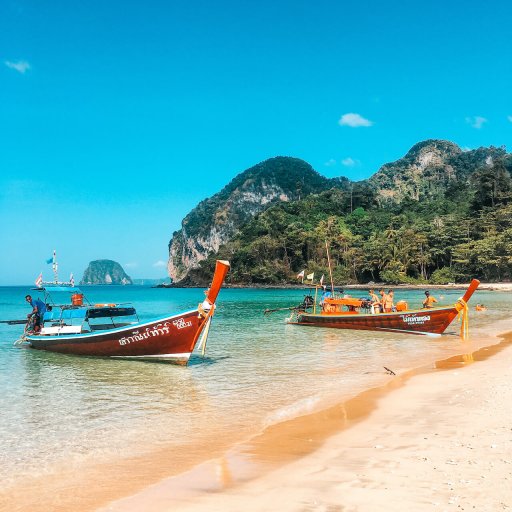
[306,272,314,281]
[46,250,56,264]
[35,273,43,288]
[70,273,75,287]
[296,270,305,280]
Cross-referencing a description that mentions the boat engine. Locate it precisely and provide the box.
[360,299,372,310]
[298,295,314,311]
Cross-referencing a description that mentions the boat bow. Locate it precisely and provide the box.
[206,260,231,304]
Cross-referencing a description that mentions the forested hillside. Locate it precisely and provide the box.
[167,156,345,281]
[182,141,512,285]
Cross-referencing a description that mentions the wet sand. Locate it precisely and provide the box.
[100,336,512,512]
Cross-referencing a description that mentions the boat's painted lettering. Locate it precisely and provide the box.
[118,323,172,345]
[400,314,430,325]
[173,318,192,330]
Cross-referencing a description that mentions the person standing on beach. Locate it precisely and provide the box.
[422,291,438,308]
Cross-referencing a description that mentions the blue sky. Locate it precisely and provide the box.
[1,0,511,285]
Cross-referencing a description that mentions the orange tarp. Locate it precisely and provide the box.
[324,298,364,307]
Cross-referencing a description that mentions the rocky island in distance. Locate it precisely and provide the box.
[80,259,133,285]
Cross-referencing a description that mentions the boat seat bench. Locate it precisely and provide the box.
[40,325,83,335]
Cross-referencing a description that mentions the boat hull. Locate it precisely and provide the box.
[291,306,460,335]
[22,259,231,364]
[26,309,207,364]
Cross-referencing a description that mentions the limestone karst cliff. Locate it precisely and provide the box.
[167,156,345,281]
[368,139,506,203]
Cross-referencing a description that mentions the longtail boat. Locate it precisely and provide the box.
[16,260,230,364]
[286,279,480,337]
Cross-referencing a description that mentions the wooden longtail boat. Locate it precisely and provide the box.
[17,260,230,364]
[287,279,480,337]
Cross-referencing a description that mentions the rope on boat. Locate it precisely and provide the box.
[13,321,30,346]
[457,298,469,339]
[197,302,216,357]
[199,316,212,357]
[13,335,27,346]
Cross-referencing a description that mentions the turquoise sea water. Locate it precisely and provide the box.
[1,285,511,508]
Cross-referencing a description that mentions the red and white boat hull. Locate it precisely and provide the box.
[27,309,206,364]
[291,306,459,335]
[24,260,230,364]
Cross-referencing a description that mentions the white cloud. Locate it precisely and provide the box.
[5,60,30,74]
[465,116,488,129]
[124,262,138,268]
[507,115,512,123]
[338,113,373,127]
[153,260,167,268]
[324,159,336,167]
[341,157,360,167]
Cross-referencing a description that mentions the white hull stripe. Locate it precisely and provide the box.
[110,352,191,360]
[288,322,443,337]
[370,327,442,337]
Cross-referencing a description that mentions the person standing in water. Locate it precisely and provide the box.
[422,290,438,308]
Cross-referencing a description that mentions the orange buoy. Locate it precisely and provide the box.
[71,293,84,306]
[396,300,408,312]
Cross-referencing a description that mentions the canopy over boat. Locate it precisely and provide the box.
[33,286,83,293]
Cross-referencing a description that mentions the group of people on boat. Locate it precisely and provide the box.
[320,287,439,314]
[368,289,395,313]
[319,286,440,315]
[367,288,438,313]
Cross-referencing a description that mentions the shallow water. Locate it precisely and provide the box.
[0,285,510,509]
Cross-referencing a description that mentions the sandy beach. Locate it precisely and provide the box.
[101,337,512,512]
[344,282,512,292]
